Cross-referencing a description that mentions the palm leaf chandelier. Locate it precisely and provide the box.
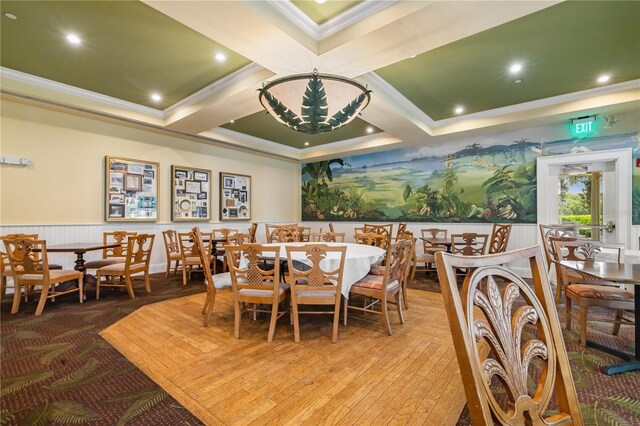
[258,69,371,134]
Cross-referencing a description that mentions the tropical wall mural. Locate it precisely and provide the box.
[301,132,640,224]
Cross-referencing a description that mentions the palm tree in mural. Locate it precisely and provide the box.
[301,159,345,184]
[441,169,459,195]
[464,143,483,158]
[511,138,530,164]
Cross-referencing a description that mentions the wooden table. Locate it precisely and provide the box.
[45,242,121,274]
[560,260,640,375]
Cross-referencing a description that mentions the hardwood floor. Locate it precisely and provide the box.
[100,288,466,425]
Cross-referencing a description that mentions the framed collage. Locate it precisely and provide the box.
[105,156,159,221]
[172,165,211,221]
[220,172,251,221]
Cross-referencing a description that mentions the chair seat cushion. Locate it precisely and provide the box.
[369,265,385,276]
[295,289,337,298]
[239,282,289,297]
[98,263,145,274]
[85,257,126,269]
[415,254,436,263]
[352,274,399,291]
[169,252,181,260]
[21,269,83,283]
[566,284,634,301]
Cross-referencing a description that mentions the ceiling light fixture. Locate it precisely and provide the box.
[509,62,522,74]
[229,120,235,123]
[304,142,310,146]
[366,126,374,134]
[315,0,327,4]
[597,74,611,83]
[454,106,464,115]
[214,52,226,62]
[514,79,523,84]
[150,93,162,102]
[4,12,17,20]
[258,68,371,134]
[65,33,82,45]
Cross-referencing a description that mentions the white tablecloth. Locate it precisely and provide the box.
[239,242,385,298]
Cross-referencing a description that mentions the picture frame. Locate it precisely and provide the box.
[220,172,251,221]
[105,156,159,222]
[172,165,211,221]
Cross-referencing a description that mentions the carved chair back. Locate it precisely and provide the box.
[296,226,312,242]
[538,224,578,267]
[451,233,488,256]
[363,223,393,248]
[488,223,512,254]
[178,231,212,261]
[248,223,258,243]
[162,230,180,256]
[382,239,412,288]
[227,233,251,246]
[285,244,346,298]
[550,237,623,287]
[265,224,298,243]
[421,228,448,239]
[103,231,137,258]
[3,234,42,261]
[124,234,155,273]
[355,232,388,248]
[320,232,345,243]
[3,238,49,282]
[435,246,583,425]
[226,244,281,303]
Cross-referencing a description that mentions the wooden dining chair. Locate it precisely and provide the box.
[353,226,364,240]
[192,227,217,327]
[395,232,415,309]
[318,231,346,242]
[226,244,290,342]
[434,246,583,425]
[551,238,633,347]
[354,231,388,248]
[275,227,299,243]
[3,238,84,315]
[450,233,488,256]
[411,229,448,279]
[177,231,213,286]
[265,224,298,243]
[162,230,182,279]
[84,231,137,270]
[286,244,346,343]
[395,223,407,240]
[212,228,238,272]
[96,234,155,300]
[248,223,258,243]
[538,224,578,269]
[487,223,512,254]
[344,239,411,335]
[363,223,393,248]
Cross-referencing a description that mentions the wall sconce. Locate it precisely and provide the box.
[0,155,32,166]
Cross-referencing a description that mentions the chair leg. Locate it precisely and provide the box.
[555,280,562,304]
[203,289,216,327]
[381,297,392,336]
[395,292,405,325]
[332,297,341,344]
[291,300,300,343]
[267,302,279,343]
[343,296,348,326]
[11,282,22,314]
[78,276,84,304]
[202,293,210,314]
[35,285,49,316]
[578,306,587,347]
[402,281,408,310]
[1,276,6,300]
[96,274,102,300]
[565,295,572,330]
[234,298,241,339]
[612,309,623,335]
[182,265,188,286]
[125,275,136,299]
[165,260,171,279]
[144,273,151,293]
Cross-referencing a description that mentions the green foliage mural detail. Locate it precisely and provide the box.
[301,132,640,224]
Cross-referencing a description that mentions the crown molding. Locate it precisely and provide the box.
[163,63,265,116]
[266,0,396,41]
[0,67,164,119]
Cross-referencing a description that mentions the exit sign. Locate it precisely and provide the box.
[571,115,598,137]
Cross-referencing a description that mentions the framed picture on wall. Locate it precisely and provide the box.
[172,165,211,221]
[220,172,250,221]
[105,156,159,222]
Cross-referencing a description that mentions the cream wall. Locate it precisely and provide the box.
[0,99,300,225]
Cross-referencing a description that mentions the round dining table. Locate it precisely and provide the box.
[251,242,386,298]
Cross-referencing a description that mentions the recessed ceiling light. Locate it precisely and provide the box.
[509,62,523,74]
[304,141,310,146]
[214,52,226,62]
[229,120,235,123]
[150,93,162,102]
[454,106,464,115]
[4,12,17,20]
[366,126,374,134]
[514,79,523,84]
[315,0,327,4]
[65,33,82,45]
[597,74,611,84]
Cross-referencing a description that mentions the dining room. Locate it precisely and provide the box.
[1,1,639,425]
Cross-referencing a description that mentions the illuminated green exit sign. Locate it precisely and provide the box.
[570,115,598,137]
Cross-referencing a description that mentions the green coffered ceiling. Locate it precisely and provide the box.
[375,1,640,121]
[291,1,362,25]
[0,1,251,109]
[1,1,638,159]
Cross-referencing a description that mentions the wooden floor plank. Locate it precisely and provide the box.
[100,288,466,425]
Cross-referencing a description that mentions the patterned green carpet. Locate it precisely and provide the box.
[1,273,638,425]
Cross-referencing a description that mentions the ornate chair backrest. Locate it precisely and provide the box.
[227,233,251,246]
[395,223,407,240]
[212,228,238,248]
[275,227,299,243]
[296,226,311,242]
[103,231,137,258]
[434,246,583,425]
[285,244,346,297]
[550,237,622,287]
[381,239,412,289]
[395,233,416,284]
[3,238,49,282]
[421,228,448,239]
[162,230,180,256]
[192,227,214,293]
[355,232,387,248]
[321,232,345,243]
[3,234,41,261]
[226,244,281,303]
[451,233,488,256]
[178,231,212,260]
[538,224,578,268]
[363,223,393,248]
[248,223,258,243]
[125,234,155,272]
[488,223,512,254]
[265,224,298,243]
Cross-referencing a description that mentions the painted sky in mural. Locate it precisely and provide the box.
[302,131,640,224]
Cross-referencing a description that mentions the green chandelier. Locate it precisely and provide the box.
[258,69,371,134]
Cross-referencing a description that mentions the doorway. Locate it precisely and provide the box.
[537,148,632,247]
